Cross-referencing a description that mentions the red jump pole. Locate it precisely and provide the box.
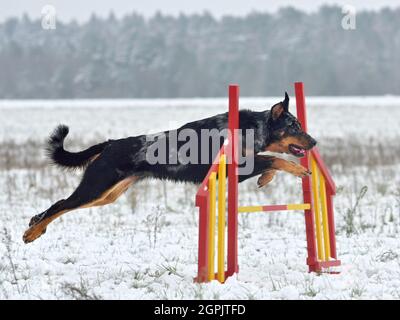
[227,85,239,277]
[196,194,210,282]
[294,82,318,272]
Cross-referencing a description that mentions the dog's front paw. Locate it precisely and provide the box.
[290,162,311,177]
[257,170,276,188]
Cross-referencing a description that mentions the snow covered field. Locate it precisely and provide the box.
[1,97,400,299]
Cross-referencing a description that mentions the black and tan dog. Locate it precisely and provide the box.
[23,93,316,243]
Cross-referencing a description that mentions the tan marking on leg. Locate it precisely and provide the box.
[86,176,138,207]
[271,158,311,177]
[257,170,276,188]
[23,176,138,244]
[23,208,70,243]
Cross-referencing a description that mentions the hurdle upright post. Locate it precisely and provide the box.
[294,82,318,272]
[227,84,239,277]
[196,191,210,282]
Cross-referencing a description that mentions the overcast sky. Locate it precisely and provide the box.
[2,0,399,22]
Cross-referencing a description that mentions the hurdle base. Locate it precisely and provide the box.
[308,259,341,273]
[193,270,238,284]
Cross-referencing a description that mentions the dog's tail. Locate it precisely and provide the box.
[46,125,109,169]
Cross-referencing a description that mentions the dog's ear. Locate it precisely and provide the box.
[271,102,284,121]
[283,92,289,112]
[271,92,289,121]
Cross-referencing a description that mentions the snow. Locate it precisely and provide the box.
[0,98,400,299]
[1,96,400,109]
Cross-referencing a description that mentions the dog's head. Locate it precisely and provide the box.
[265,92,317,157]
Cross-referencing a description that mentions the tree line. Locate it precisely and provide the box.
[0,6,399,98]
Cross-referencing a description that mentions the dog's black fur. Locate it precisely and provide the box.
[23,93,316,243]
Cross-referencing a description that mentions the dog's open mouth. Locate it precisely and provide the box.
[289,144,306,157]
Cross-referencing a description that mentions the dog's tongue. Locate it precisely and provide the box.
[293,146,305,155]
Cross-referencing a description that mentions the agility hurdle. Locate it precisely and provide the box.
[195,82,340,283]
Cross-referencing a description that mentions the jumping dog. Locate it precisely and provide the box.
[23,93,316,243]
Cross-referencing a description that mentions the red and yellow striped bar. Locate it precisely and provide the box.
[207,172,217,281]
[238,203,311,213]
[319,173,331,260]
[217,155,226,283]
[311,157,324,261]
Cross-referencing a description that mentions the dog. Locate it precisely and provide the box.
[23,92,316,243]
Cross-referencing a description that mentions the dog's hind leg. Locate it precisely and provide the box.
[23,176,138,243]
[84,177,137,207]
[23,161,139,244]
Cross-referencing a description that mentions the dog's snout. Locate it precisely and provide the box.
[310,138,317,147]
[305,135,317,149]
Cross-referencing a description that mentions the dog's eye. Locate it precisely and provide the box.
[275,129,285,137]
[288,123,301,134]
[291,122,301,130]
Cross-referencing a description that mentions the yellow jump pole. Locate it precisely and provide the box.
[217,155,226,283]
[319,174,331,261]
[208,172,217,281]
[311,157,324,261]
